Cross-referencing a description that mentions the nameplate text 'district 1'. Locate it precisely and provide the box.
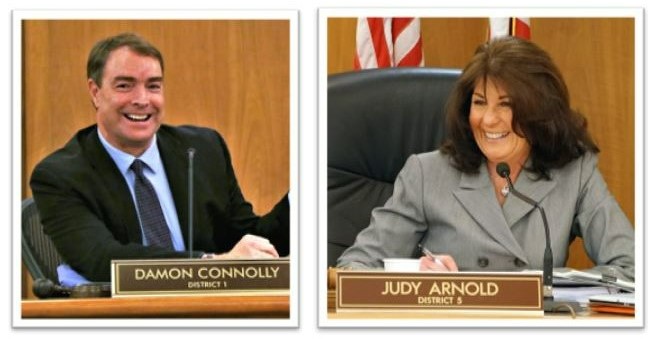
[111,258,289,297]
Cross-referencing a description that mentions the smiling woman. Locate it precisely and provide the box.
[326,17,635,275]
[468,77,531,205]
[337,37,635,283]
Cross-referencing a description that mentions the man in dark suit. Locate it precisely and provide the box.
[30,33,289,285]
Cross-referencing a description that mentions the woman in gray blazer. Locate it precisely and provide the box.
[337,36,635,281]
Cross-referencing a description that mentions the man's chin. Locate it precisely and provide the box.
[115,132,158,154]
[125,123,160,136]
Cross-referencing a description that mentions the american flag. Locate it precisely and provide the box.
[354,17,424,69]
[489,17,531,40]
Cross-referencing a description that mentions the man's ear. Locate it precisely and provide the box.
[88,78,100,109]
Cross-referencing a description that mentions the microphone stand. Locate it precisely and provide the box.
[187,148,195,258]
[497,163,581,313]
[503,176,553,298]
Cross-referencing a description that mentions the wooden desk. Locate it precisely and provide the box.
[327,291,632,320]
[325,269,634,321]
[22,294,289,318]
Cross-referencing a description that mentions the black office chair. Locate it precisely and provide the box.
[327,67,461,267]
[22,197,62,283]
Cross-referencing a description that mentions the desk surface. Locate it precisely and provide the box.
[327,309,631,320]
[326,291,631,320]
[22,294,289,318]
[325,269,635,321]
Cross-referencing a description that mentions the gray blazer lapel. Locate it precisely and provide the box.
[502,170,556,227]
[452,167,527,260]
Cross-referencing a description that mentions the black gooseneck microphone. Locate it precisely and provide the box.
[495,162,556,308]
[187,148,195,258]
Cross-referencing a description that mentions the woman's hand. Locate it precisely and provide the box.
[419,254,459,272]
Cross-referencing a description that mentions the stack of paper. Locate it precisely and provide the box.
[553,268,634,292]
[588,293,635,315]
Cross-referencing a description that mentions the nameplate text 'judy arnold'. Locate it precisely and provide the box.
[336,271,542,312]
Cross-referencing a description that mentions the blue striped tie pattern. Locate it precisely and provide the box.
[131,159,173,249]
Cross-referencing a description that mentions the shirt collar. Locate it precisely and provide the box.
[97,129,163,175]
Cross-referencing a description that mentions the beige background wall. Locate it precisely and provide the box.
[20,17,636,295]
[21,20,290,297]
[22,20,290,213]
[328,17,635,270]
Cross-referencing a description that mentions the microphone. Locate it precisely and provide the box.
[33,278,71,298]
[187,148,195,258]
[32,278,111,299]
[496,162,557,311]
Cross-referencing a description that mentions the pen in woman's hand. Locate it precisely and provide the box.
[418,244,450,270]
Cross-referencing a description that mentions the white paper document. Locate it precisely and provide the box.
[553,268,634,292]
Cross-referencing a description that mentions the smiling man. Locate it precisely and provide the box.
[30,33,289,286]
[89,43,165,156]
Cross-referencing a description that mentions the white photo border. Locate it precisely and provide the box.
[12,9,299,328]
[318,7,644,328]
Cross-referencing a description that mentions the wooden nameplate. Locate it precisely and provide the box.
[111,258,289,297]
[336,270,543,316]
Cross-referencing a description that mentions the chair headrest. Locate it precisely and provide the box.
[328,67,461,182]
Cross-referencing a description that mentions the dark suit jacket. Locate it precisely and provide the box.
[30,124,289,282]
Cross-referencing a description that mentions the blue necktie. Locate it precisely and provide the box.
[131,159,173,249]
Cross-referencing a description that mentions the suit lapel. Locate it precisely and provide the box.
[502,170,556,227]
[157,127,190,242]
[452,164,527,260]
[83,127,142,242]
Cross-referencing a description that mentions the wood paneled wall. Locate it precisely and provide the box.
[22,20,290,215]
[327,18,635,270]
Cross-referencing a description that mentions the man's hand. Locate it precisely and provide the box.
[203,234,279,260]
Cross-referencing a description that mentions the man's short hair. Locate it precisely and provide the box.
[87,32,164,87]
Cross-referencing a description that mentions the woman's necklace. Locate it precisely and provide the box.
[490,172,511,197]
[491,161,525,199]
[500,184,510,197]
